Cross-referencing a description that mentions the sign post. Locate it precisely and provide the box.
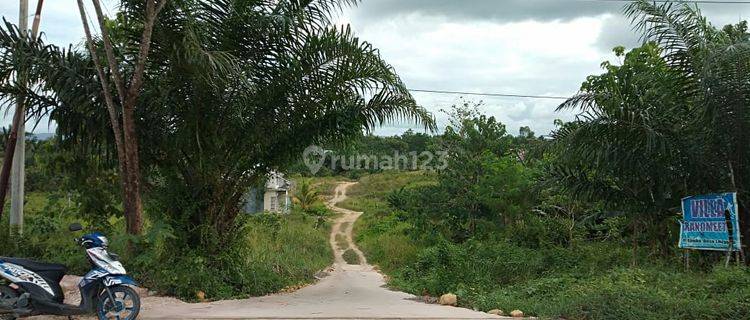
[679,192,741,252]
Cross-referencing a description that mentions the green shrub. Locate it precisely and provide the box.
[342,249,360,264]
[0,193,93,273]
[1,194,333,302]
[354,210,422,273]
[137,213,333,300]
[358,229,419,272]
[383,238,750,319]
[478,266,750,319]
[349,172,750,320]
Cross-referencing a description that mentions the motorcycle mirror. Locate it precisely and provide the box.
[68,223,83,232]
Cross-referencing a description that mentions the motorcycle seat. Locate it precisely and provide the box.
[0,257,67,284]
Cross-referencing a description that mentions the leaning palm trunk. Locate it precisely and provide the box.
[0,0,44,220]
[76,0,168,235]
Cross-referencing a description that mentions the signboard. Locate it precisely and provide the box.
[679,192,741,251]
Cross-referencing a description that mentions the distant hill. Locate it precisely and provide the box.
[30,133,54,141]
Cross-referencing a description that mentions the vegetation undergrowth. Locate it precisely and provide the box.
[342,249,360,265]
[0,0,432,303]
[351,172,750,319]
[2,1,750,317]
[0,186,334,301]
[135,210,333,300]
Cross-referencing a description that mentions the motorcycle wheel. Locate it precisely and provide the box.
[0,286,18,320]
[96,286,140,320]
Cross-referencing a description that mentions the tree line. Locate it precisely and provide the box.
[0,0,434,252]
[0,0,749,302]
[314,0,750,260]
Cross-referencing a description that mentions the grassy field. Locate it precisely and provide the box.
[338,171,435,215]
[346,171,750,320]
[1,184,337,301]
[301,175,349,199]
[238,212,333,294]
[343,171,436,273]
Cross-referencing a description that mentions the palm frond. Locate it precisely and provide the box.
[624,1,719,104]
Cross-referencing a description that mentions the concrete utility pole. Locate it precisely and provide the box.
[10,0,29,234]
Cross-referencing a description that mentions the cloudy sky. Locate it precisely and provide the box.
[0,0,747,136]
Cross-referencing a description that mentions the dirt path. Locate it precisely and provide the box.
[327,182,368,267]
[45,182,504,319]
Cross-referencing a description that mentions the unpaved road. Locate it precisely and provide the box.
[43,182,504,319]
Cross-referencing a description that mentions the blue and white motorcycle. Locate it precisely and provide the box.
[0,223,141,320]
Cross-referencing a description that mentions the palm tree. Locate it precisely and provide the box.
[552,43,693,207]
[294,180,321,213]
[0,0,435,250]
[551,43,699,257]
[553,0,750,257]
[624,0,750,258]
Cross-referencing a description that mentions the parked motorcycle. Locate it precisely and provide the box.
[0,223,140,320]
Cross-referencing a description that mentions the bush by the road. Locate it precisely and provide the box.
[135,212,332,300]
[349,171,750,320]
[0,199,333,301]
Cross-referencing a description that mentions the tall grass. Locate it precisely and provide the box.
[0,190,335,301]
[344,171,436,273]
[133,209,335,300]
[0,192,91,273]
[303,175,348,199]
[348,171,750,319]
[342,249,360,264]
[242,213,333,291]
[342,171,435,206]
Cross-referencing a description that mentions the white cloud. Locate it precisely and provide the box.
[0,1,747,136]
[0,0,117,132]
[354,12,607,136]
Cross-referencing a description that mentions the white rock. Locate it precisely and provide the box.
[488,309,504,316]
[438,293,457,306]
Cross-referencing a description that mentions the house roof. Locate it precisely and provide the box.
[266,171,291,191]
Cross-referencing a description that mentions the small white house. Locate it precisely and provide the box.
[242,171,292,214]
[263,171,291,213]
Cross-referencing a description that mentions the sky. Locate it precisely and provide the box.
[0,0,747,136]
